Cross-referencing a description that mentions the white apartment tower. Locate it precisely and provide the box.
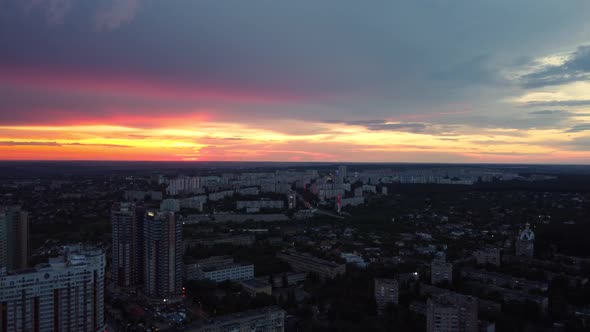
[0,245,106,332]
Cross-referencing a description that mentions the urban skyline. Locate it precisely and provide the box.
[2,1,590,163]
[1,163,589,330]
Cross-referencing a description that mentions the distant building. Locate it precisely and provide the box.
[208,190,234,201]
[460,268,548,293]
[179,195,207,211]
[202,263,253,283]
[427,293,478,332]
[0,245,106,332]
[185,256,254,283]
[186,306,285,332]
[479,320,496,332]
[237,187,260,196]
[474,248,501,267]
[160,198,180,212]
[374,278,399,314]
[335,165,347,184]
[515,223,534,258]
[340,196,365,207]
[277,250,345,279]
[318,188,345,200]
[144,211,182,300]
[166,176,200,195]
[0,206,29,271]
[236,200,284,210]
[341,252,367,268]
[184,234,256,252]
[271,272,307,287]
[185,256,235,279]
[124,190,163,201]
[288,192,297,209]
[431,255,453,285]
[239,279,272,296]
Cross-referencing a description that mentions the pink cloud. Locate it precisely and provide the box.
[0,65,308,104]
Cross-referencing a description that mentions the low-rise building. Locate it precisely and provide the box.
[179,196,207,211]
[340,196,365,207]
[374,278,399,314]
[431,256,453,285]
[277,250,345,279]
[237,187,260,196]
[194,263,254,283]
[185,256,235,280]
[341,252,367,268]
[271,272,307,287]
[427,293,478,332]
[184,234,256,252]
[237,200,284,210]
[160,198,180,212]
[460,268,548,292]
[208,190,234,201]
[239,279,272,296]
[474,248,502,267]
[186,306,285,332]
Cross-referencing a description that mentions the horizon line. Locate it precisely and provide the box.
[0,159,588,166]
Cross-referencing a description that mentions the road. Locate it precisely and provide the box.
[296,194,345,219]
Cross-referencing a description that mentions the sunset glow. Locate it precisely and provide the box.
[2,0,590,163]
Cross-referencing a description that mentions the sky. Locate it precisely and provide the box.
[2,0,590,163]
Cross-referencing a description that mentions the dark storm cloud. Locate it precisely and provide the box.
[521,45,590,88]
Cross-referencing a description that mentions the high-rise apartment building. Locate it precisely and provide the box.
[0,245,106,332]
[111,202,144,288]
[338,165,348,179]
[374,278,399,314]
[0,214,7,269]
[0,206,29,271]
[144,210,182,300]
[427,293,478,332]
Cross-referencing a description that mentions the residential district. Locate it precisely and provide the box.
[0,162,589,331]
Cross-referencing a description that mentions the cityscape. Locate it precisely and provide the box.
[0,162,590,331]
[2,1,590,331]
